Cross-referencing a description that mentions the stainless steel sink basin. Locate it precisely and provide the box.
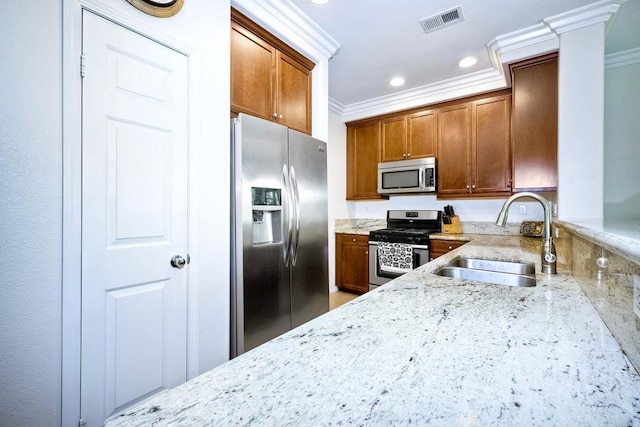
[434,257,536,287]
[447,257,535,276]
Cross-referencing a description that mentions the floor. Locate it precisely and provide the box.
[329,290,359,310]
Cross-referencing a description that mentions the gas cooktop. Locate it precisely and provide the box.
[369,210,442,245]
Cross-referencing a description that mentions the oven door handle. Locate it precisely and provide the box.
[369,241,429,250]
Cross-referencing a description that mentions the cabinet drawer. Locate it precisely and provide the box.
[430,239,466,260]
[338,233,369,245]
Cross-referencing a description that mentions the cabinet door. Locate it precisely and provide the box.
[471,95,511,195]
[335,234,369,294]
[437,104,471,196]
[230,22,274,121]
[347,121,383,200]
[408,109,437,159]
[511,56,558,191]
[380,116,407,162]
[276,51,312,135]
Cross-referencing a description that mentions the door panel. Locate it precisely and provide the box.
[408,109,437,159]
[81,11,188,425]
[231,22,274,120]
[288,130,329,328]
[346,121,381,200]
[437,104,471,195]
[233,114,290,355]
[276,52,312,134]
[381,116,407,162]
[472,96,511,194]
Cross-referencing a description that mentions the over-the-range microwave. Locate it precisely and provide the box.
[377,157,436,195]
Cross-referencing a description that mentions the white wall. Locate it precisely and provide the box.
[0,1,231,424]
[604,61,640,219]
[327,110,349,291]
[557,23,605,221]
[0,1,63,424]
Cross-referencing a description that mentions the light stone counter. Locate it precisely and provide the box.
[106,235,640,426]
[334,218,385,235]
[557,219,640,265]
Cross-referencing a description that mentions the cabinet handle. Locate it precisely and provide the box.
[352,238,357,242]
[278,114,283,119]
[407,152,411,157]
[448,246,453,250]
[366,251,368,255]
[472,184,476,189]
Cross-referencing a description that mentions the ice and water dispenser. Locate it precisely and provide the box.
[251,187,282,245]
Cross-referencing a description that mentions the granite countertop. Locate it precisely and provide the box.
[557,219,640,265]
[107,235,640,426]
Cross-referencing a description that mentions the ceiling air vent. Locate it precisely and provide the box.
[419,6,465,34]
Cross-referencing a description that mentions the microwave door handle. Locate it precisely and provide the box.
[420,168,425,189]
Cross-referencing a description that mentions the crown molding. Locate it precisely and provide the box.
[487,23,559,67]
[328,98,345,116]
[341,69,506,122]
[231,0,340,63]
[543,0,625,34]
[605,47,640,69]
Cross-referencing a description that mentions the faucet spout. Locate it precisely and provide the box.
[495,192,557,275]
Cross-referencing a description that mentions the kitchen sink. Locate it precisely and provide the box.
[434,257,536,287]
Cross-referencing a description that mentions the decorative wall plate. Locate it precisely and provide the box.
[126,0,184,18]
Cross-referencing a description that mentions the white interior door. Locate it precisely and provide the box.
[81,11,189,425]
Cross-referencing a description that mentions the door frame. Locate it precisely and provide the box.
[62,1,202,425]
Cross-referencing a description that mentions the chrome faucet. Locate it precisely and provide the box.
[496,192,557,275]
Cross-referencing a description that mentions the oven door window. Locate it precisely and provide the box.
[381,169,420,190]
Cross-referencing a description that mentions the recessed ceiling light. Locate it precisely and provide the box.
[458,56,477,68]
[310,0,330,4]
[390,77,405,87]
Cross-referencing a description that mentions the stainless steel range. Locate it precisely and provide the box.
[369,210,442,291]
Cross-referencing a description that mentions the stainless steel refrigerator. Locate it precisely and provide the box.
[230,113,329,357]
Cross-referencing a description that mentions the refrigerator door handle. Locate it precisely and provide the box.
[290,166,301,266]
[282,164,293,266]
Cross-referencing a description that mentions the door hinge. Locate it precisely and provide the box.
[80,54,86,78]
[78,418,86,427]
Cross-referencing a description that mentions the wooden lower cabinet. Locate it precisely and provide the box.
[335,233,369,294]
[430,239,467,260]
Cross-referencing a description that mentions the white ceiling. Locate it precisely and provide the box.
[289,0,639,107]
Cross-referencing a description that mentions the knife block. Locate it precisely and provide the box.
[442,216,463,234]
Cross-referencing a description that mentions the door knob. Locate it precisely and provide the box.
[170,255,186,269]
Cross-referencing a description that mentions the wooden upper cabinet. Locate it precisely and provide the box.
[231,9,314,135]
[511,55,558,192]
[347,120,383,200]
[408,109,437,159]
[437,94,511,198]
[230,21,274,121]
[471,95,511,195]
[275,52,312,134]
[380,109,437,162]
[381,116,407,162]
[437,103,471,196]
